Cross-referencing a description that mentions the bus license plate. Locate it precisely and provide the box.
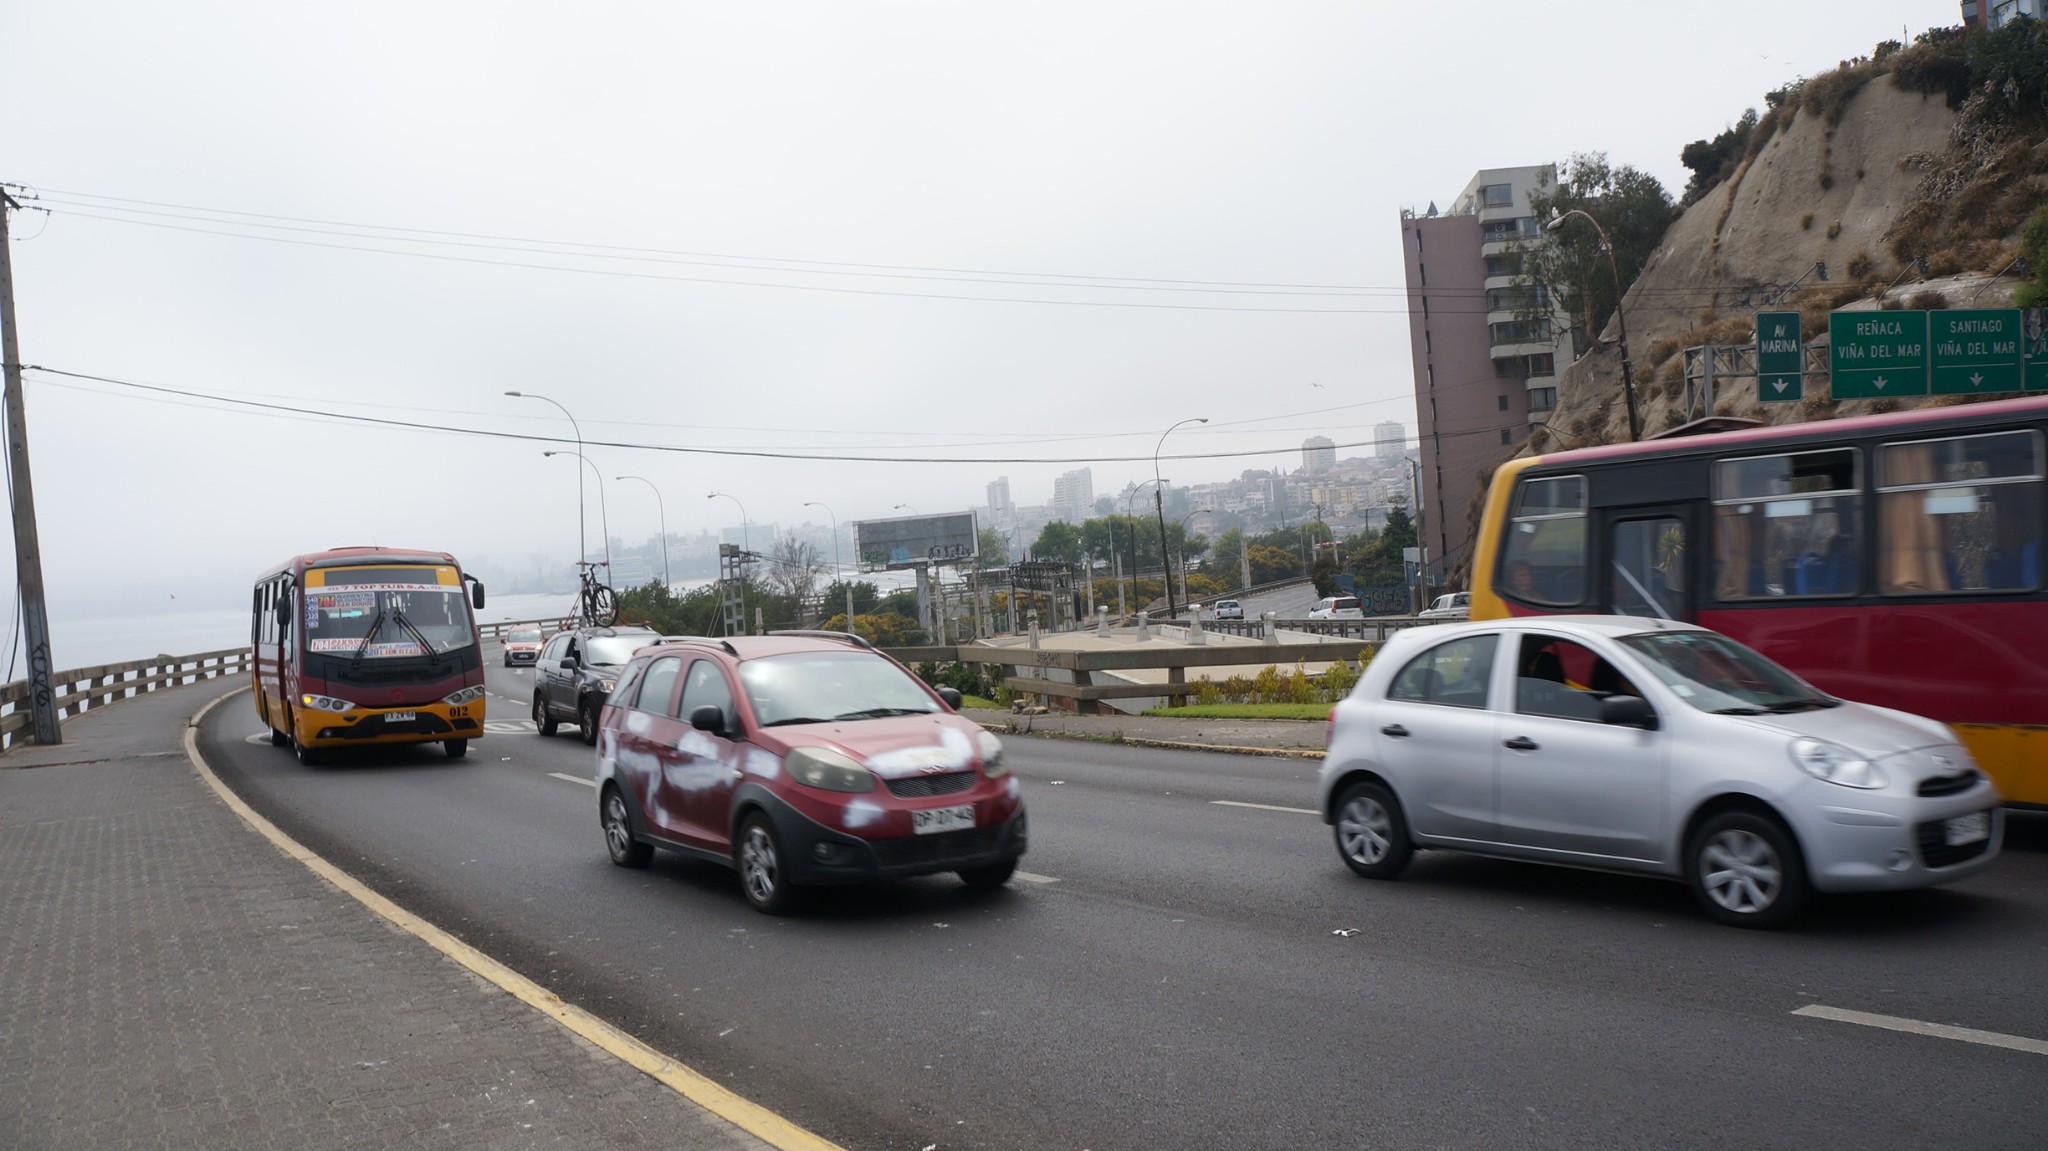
[912,804,974,835]
[1945,811,1989,847]
[385,711,416,724]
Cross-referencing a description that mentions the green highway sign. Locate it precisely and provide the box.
[1829,310,1928,399]
[1930,308,2024,395]
[1756,311,1802,402]
[2026,308,2046,392]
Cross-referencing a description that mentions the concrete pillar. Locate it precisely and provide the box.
[1262,610,1278,644]
[1096,606,1111,638]
[1188,610,1206,645]
[1028,610,1040,649]
[1136,611,1151,641]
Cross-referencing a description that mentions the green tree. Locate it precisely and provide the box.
[1029,521,1085,564]
[1518,153,1674,352]
[2016,207,2048,310]
[977,526,1012,569]
[1677,108,1758,206]
[1206,527,1246,588]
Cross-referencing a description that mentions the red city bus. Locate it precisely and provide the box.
[1470,395,2048,806]
[252,547,488,764]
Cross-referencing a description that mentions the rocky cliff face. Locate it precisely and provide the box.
[1535,76,2043,454]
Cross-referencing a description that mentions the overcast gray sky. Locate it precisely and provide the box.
[5,0,1950,629]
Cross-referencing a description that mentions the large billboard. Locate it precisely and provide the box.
[854,511,980,571]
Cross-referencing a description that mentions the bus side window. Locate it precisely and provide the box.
[1879,431,2043,594]
[1499,475,1588,607]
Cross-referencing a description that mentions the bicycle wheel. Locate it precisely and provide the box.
[587,583,618,626]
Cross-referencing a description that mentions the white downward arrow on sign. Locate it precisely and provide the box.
[1874,376,1889,390]
[1970,372,1985,387]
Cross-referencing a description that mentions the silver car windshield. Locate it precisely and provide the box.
[1617,631,1836,715]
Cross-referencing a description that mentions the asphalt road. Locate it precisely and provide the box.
[197,646,2048,1151]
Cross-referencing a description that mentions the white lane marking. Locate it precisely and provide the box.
[1013,871,1059,885]
[549,772,599,789]
[1793,1005,2048,1056]
[1212,799,1318,816]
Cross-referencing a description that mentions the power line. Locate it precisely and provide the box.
[26,363,1524,463]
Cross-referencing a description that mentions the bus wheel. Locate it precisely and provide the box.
[295,737,324,767]
[269,726,290,747]
[444,739,468,759]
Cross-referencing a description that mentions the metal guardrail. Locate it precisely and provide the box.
[0,647,252,750]
[885,637,1384,711]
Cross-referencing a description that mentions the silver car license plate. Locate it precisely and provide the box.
[385,710,417,724]
[912,804,974,835]
[1944,811,1989,847]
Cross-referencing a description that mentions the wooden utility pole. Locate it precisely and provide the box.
[0,189,62,744]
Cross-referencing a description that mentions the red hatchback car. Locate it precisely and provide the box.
[594,632,1027,913]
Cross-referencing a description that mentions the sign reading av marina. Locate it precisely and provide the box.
[1755,311,1802,403]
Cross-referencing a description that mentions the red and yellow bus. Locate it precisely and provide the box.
[253,547,488,764]
[1471,394,2048,806]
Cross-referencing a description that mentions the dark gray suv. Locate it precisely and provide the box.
[532,626,659,744]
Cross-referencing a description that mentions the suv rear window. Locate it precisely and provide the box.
[1332,597,1361,610]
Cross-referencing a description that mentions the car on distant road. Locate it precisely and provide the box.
[1418,592,1471,622]
[1212,599,1244,621]
[1317,616,2002,928]
[594,631,1028,913]
[533,625,659,744]
[502,626,544,666]
[1308,595,1364,620]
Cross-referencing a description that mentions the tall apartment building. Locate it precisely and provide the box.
[1400,164,1573,583]
[1302,435,1336,473]
[986,476,1012,520]
[1374,420,1406,461]
[1050,467,1094,524]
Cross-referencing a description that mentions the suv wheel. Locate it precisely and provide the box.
[578,698,599,745]
[737,813,793,914]
[533,693,557,737]
[602,787,653,869]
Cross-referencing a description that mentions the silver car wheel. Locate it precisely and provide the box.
[740,824,780,906]
[604,792,632,857]
[1338,795,1394,865]
[1699,828,1783,914]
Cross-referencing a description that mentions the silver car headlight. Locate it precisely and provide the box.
[977,729,1008,779]
[1789,738,1887,790]
[442,685,486,706]
[787,747,877,793]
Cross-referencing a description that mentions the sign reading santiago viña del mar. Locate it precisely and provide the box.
[1756,311,1802,402]
[1828,308,2048,399]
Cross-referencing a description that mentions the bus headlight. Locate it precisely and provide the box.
[300,694,357,713]
[442,685,486,706]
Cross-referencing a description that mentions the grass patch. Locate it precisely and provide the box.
[1141,703,1330,721]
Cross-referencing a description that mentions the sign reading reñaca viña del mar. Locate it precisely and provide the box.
[1825,307,2048,399]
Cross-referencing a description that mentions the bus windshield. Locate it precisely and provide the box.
[306,584,476,657]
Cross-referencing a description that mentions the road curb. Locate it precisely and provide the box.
[182,686,845,1151]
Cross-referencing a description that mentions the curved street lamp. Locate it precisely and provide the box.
[1545,209,1640,441]
[1176,507,1213,611]
[893,503,918,515]
[805,500,857,637]
[616,476,670,589]
[1154,417,1208,618]
[1121,478,1165,620]
[543,452,610,573]
[506,391,587,565]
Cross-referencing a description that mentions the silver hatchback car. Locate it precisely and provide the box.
[1317,616,2002,928]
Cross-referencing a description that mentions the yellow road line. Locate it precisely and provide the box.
[184,687,844,1151]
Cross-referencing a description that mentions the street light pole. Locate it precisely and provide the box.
[805,500,856,636]
[616,475,670,589]
[1124,479,1163,618]
[1153,417,1208,619]
[1546,208,1641,442]
[1176,507,1212,610]
[1405,455,1430,612]
[506,391,587,565]
[544,452,610,573]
